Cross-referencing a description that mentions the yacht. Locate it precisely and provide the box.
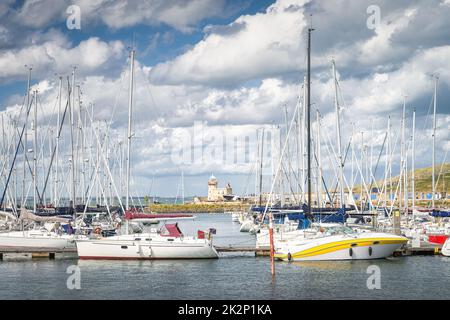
[274,224,408,261]
[0,223,76,250]
[76,222,219,260]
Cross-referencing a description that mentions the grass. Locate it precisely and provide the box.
[350,163,450,194]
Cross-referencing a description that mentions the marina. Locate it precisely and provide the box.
[1,214,450,300]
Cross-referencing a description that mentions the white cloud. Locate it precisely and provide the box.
[12,0,226,33]
[0,37,124,80]
[149,0,308,86]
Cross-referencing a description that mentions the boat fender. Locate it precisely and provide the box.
[349,248,353,257]
[368,247,373,256]
[287,252,292,261]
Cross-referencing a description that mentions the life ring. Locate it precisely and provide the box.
[94,227,102,235]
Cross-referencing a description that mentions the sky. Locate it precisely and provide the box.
[0,0,449,198]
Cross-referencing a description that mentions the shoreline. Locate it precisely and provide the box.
[147,203,251,214]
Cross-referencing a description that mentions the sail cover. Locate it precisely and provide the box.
[19,209,71,223]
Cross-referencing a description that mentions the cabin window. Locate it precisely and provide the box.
[121,246,128,249]
[167,239,174,242]
[145,238,151,241]
[134,238,141,241]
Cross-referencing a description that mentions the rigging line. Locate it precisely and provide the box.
[366,132,388,202]
[40,99,70,202]
[0,94,27,174]
[0,97,34,208]
[434,149,448,192]
[262,92,299,222]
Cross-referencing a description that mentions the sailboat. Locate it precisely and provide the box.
[0,210,76,250]
[442,238,450,257]
[75,49,218,260]
[269,27,407,262]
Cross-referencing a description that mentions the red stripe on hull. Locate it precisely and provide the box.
[78,256,218,260]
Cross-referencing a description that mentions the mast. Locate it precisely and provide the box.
[388,116,392,207]
[306,26,314,219]
[385,116,390,207]
[33,90,37,212]
[401,96,406,213]
[412,108,416,215]
[316,109,322,208]
[126,49,135,211]
[181,170,185,204]
[259,129,265,207]
[301,75,306,204]
[70,69,76,213]
[332,59,344,209]
[22,67,32,210]
[432,76,438,209]
[54,76,62,207]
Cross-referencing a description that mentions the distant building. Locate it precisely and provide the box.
[207,174,232,201]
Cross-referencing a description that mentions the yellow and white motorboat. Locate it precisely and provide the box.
[274,225,408,261]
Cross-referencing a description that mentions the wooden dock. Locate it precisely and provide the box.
[0,247,77,260]
[215,246,270,256]
[0,243,443,260]
[394,242,442,256]
[217,243,444,257]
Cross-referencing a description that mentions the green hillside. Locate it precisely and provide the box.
[350,163,450,194]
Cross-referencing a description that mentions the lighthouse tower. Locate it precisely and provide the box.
[207,174,218,201]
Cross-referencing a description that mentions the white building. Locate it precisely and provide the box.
[207,174,232,201]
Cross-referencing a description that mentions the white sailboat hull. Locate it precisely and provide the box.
[239,220,255,232]
[442,238,450,257]
[76,234,219,260]
[0,231,75,250]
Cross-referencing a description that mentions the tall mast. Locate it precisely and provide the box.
[22,67,32,210]
[385,116,390,207]
[401,96,406,212]
[54,76,62,207]
[388,116,392,206]
[259,129,265,207]
[332,59,344,209]
[316,109,322,208]
[412,108,416,215]
[69,68,76,213]
[306,26,314,219]
[301,75,307,203]
[432,76,438,209]
[126,49,135,211]
[33,90,37,212]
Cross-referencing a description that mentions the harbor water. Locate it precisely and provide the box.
[1,214,450,300]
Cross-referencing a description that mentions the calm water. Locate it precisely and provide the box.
[1,214,450,300]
